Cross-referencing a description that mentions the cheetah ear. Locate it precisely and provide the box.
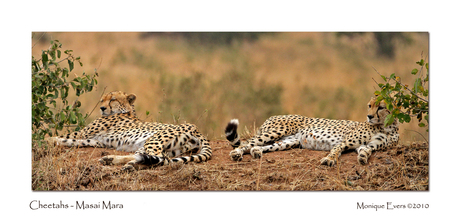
[127,94,137,105]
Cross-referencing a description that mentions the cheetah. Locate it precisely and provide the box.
[47,91,212,170]
[225,97,399,166]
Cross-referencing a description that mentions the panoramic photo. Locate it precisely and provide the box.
[32,32,429,191]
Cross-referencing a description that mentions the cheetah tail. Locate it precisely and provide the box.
[134,144,213,166]
[225,119,240,148]
[166,146,213,166]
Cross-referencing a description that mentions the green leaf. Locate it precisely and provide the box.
[414,78,422,93]
[60,112,66,121]
[74,101,81,108]
[49,50,56,60]
[53,88,59,99]
[70,82,77,90]
[380,75,387,81]
[68,60,74,71]
[50,100,57,108]
[386,103,393,111]
[384,114,395,127]
[411,68,418,75]
[397,113,406,123]
[416,59,424,66]
[404,114,411,123]
[61,68,69,78]
[418,123,425,127]
[41,52,49,69]
[418,85,424,93]
[70,112,77,124]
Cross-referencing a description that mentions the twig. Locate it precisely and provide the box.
[85,86,107,121]
[404,129,429,144]
[32,32,47,49]
[256,156,263,191]
[226,162,252,165]
[372,66,428,103]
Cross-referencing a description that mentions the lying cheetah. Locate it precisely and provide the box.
[47,91,212,170]
[225,97,399,166]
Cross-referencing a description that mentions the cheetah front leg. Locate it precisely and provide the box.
[320,142,347,166]
[356,133,391,164]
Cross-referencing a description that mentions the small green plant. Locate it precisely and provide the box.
[373,54,428,131]
[32,39,98,144]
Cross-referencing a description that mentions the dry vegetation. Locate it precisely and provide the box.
[31,32,429,191]
[32,140,428,191]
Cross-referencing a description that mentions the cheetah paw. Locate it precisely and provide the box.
[99,156,114,165]
[121,163,135,172]
[320,156,336,166]
[357,153,368,165]
[250,147,262,159]
[230,149,243,161]
[45,137,58,146]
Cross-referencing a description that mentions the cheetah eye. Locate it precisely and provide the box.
[110,97,116,101]
[377,106,384,110]
[368,104,371,108]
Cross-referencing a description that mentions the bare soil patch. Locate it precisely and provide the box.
[32,140,428,191]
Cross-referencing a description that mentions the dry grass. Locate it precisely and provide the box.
[32,140,428,191]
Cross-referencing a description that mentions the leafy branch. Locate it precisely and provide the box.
[373,53,429,131]
[32,39,99,143]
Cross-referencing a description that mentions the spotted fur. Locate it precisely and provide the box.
[225,97,399,166]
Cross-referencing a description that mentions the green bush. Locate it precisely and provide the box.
[32,40,98,144]
[373,55,428,130]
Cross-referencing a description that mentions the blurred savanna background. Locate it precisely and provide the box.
[31,32,429,143]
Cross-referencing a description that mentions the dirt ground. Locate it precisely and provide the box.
[32,140,428,191]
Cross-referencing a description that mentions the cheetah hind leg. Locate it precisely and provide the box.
[99,155,136,166]
[230,149,244,161]
[99,155,154,171]
[250,135,299,159]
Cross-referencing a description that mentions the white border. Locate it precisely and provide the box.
[2,0,458,221]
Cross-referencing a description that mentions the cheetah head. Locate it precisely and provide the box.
[366,97,390,125]
[99,91,136,116]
